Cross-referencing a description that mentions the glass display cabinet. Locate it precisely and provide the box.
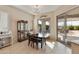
[17,20,28,42]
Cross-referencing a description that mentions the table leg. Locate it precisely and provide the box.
[41,38,43,48]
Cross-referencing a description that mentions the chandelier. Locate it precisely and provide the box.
[32,5,41,13]
[33,5,41,8]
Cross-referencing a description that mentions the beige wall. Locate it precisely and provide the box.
[0,5,34,44]
[34,5,79,41]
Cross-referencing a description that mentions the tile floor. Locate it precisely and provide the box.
[0,40,72,54]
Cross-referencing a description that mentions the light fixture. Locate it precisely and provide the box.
[38,20,42,24]
[33,5,41,9]
[32,5,41,13]
[46,21,49,25]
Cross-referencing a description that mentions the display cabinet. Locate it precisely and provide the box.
[17,20,28,42]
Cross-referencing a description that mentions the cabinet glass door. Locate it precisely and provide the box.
[25,24,28,31]
[21,22,24,31]
[17,22,20,31]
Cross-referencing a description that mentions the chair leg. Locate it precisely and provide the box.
[45,42,46,45]
[36,42,38,49]
[33,42,34,48]
[41,41,42,48]
[31,42,32,47]
[28,40,30,46]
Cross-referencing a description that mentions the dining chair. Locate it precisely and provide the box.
[27,33,33,46]
[32,34,46,49]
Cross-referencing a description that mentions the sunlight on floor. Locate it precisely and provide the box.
[46,41,55,49]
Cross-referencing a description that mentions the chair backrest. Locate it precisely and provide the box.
[27,33,31,39]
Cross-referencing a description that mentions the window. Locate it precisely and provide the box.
[0,12,9,32]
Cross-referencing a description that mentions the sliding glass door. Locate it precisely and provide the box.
[57,17,68,44]
[57,15,79,46]
[57,7,79,53]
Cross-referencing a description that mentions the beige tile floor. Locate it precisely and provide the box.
[0,40,72,54]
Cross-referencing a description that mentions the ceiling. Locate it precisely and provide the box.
[12,5,61,15]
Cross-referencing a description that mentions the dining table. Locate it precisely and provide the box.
[27,32,49,49]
